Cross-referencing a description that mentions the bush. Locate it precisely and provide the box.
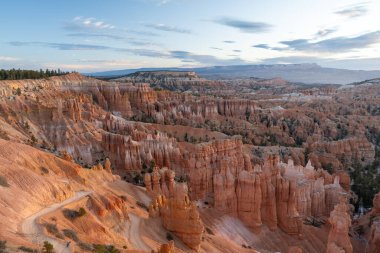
[166,232,174,241]
[63,229,79,242]
[40,167,49,175]
[92,244,120,253]
[63,208,86,220]
[78,207,87,217]
[43,223,64,239]
[77,242,93,251]
[41,241,54,253]
[18,246,38,253]
[0,176,10,187]
[136,201,148,211]
[205,227,214,235]
[0,240,7,253]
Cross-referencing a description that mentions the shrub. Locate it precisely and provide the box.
[18,246,38,253]
[205,227,214,235]
[0,176,10,187]
[63,229,79,242]
[77,242,93,251]
[41,241,54,253]
[43,223,64,239]
[92,244,120,253]
[166,232,174,241]
[0,240,7,253]
[78,207,87,217]
[136,201,148,211]
[40,167,49,175]
[63,208,86,220]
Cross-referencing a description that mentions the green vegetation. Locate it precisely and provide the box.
[62,207,87,220]
[0,69,69,80]
[350,158,380,209]
[43,223,64,239]
[40,167,49,175]
[136,201,148,210]
[166,232,174,241]
[18,246,38,253]
[92,244,120,253]
[77,242,93,251]
[0,176,10,187]
[41,241,54,253]
[0,240,7,253]
[63,229,79,242]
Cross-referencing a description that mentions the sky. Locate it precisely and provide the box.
[1,0,380,72]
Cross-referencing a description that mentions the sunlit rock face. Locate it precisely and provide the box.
[326,197,353,253]
[145,167,204,250]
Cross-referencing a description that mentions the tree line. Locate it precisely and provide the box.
[0,68,71,80]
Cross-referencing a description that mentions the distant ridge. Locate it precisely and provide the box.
[86,63,380,85]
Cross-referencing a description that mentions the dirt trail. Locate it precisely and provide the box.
[21,191,92,253]
[127,213,151,252]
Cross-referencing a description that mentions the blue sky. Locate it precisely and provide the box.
[1,0,380,72]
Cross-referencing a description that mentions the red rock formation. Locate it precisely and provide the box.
[156,241,175,253]
[276,176,303,236]
[213,162,238,215]
[236,170,262,229]
[146,168,204,250]
[326,197,353,253]
[369,192,380,253]
[372,192,380,216]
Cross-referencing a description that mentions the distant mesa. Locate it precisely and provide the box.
[86,63,380,85]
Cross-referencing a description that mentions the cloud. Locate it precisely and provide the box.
[316,28,336,37]
[260,55,380,70]
[233,49,241,53]
[67,33,125,40]
[65,17,115,31]
[223,40,236,44]
[169,50,247,65]
[252,43,287,51]
[214,17,272,33]
[0,56,19,61]
[280,31,380,52]
[145,23,191,34]
[210,47,223,50]
[9,41,111,51]
[8,40,247,66]
[335,5,367,18]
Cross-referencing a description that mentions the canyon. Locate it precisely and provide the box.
[0,71,379,253]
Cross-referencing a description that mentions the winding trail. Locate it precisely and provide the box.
[21,191,92,253]
[127,213,151,252]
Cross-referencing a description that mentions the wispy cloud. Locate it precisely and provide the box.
[0,56,19,61]
[65,17,116,31]
[67,33,125,40]
[9,40,247,66]
[169,50,247,65]
[280,31,380,52]
[223,40,236,44]
[252,43,286,51]
[316,28,337,37]
[9,41,111,50]
[214,17,272,33]
[335,5,367,18]
[253,31,380,53]
[233,49,241,53]
[210,47,223,50]
[145,23,191,34]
